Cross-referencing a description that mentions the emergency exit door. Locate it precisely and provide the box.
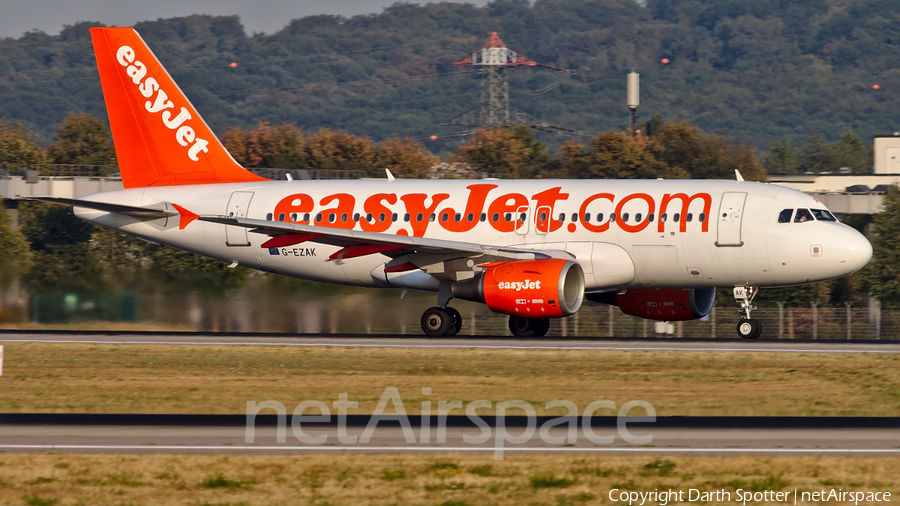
[716,192,746,247]
[225,191,254,246]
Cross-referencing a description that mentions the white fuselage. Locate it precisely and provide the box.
[74,178,872,293]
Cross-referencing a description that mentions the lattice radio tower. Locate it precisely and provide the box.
[444,33,572,132]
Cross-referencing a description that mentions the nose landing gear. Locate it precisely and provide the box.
[734,285,762,339]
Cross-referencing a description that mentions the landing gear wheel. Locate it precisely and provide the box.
[508,316,534,337]
[446,307,462,337]
[509,316,549,337]
[736,319,762,339]
[422,307,452,337]
[533,318,551,337]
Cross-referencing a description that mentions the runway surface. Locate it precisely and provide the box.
[2,331,899,354]
[1,423,897,455]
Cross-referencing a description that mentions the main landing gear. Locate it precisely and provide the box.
[419,281,552,338]
[421,282,463,337]
[734,285,762,339]
[421,306,462,337]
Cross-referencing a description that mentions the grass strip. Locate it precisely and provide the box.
[0,343,898,415]
[0,454,897,506]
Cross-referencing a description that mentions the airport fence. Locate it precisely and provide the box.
[8,285,891,339]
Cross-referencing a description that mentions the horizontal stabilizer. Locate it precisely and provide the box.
[23,196,176,220]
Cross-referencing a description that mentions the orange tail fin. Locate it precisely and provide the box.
[90,27,267,188]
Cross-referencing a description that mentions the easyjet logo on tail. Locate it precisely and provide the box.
[115,46,209,162]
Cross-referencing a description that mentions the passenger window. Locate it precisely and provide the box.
[584,213,591,222]
[378,213,386,222]
[673,213,680,222]
[430,213,436,222]
[291,213,298,222]
[559,213,566,222]
[571,213,578,222]
[467,212,475,222]
[635,213,642,222]
[329,213,336,223]
[341,213,348,222]
[699,213,706,223]
[519,212,527,222]
[648,213,655,222]
[403,213,410,222]
[505,213,512,222]
[480,213,486,222]
[392,213,398,222]
[455,213,461,222]
[660,213,667,223]
[492,213,500,222]
[353,213,360,222]
[794,209,813,223]
[811,209,837,222]
[416,213,423,222]
[278,213,285,222]
[304,213,310,222]
[596,213,604,222]
[686,213,693,222]
[266,213,273,221]
[622,213,629,222]
[366,213,373,222]
[539,212,547,221]
[441,213,449,222]
[778,209,793,223]
[610,213,616,222]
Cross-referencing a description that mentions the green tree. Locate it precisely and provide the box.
[0,202,33,289]
[657,121,768,181]
[801,134,831,173]
[46,112,117,172]
[91,227,151,289]
[18,201,106,292]
[831,130,871,173]
[862,185,900,304]
[0,121,45,165]
[764,138,802,174]
[235,122,307,169]
[376,137,438,178]
[304,129,379,175]
[147,246,249,297]
[454,125,550,178]
[563,131,683,180]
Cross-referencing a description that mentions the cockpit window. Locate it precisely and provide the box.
[794,208,814,223]
[811,209,837,222]
[778,209,793,223]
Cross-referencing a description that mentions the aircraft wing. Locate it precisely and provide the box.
[197,215,567,264]
[23,197,176,220]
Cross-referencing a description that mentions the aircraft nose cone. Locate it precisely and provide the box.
[838,228,872,274]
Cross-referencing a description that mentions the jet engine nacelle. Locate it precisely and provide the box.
[610,288,716,321]
[452,259,585,318]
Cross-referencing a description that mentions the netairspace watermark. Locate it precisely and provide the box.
[245,387,656,460]
[609,488,892,505]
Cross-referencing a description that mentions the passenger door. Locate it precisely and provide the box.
[225,191,254,246]
[716,192,747,247]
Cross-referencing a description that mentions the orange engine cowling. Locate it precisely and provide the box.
[613,288,716,321]
[451,259,585,318]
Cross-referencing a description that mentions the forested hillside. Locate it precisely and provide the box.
[0,0,898,156]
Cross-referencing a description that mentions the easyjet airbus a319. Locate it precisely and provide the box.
[33,27,873,338]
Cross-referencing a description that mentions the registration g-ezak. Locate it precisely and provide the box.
[35,27,873,338]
